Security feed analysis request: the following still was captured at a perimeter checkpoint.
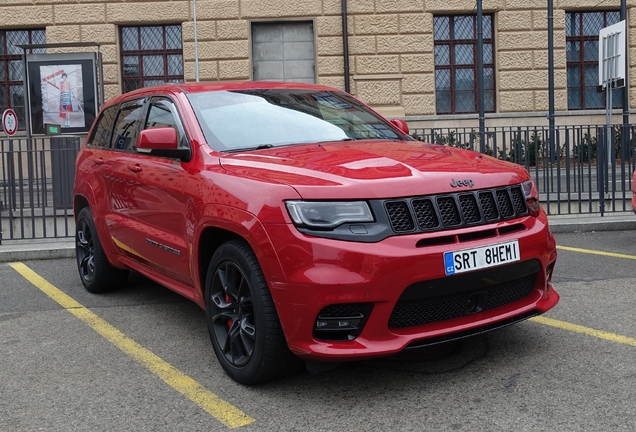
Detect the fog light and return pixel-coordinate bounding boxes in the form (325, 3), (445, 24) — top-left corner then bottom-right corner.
(313, 303), (373, 341)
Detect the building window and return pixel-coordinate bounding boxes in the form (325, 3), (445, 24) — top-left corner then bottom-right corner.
(120, 25), (184, 93)
(251, 22), (316, 83)
(433, 15), (495, 114)
(566, 11), (622, 109)
(0, 29), (46, 128)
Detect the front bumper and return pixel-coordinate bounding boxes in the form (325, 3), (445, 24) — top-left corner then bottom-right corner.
(263, 213), (559, 361)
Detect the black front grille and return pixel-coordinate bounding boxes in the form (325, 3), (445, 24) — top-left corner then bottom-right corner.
(459, 194), (480, 224)
(384, 185), (528, 234)
(510, 187), (526, 215)
(388, 269), (537, 329)
(479, 191), (499, 221)
(385, 201), (415, 232)
(412, 199), (439, 229)
(437, 196), (461, 226)
(496, 189), (514, 218)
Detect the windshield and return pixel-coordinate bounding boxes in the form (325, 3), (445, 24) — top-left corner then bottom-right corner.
(187, 89), (403, 151)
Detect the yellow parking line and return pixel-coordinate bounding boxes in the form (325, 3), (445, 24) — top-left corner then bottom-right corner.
(9, 262), (255, 429)
(530, 316), (636, 347)
(557, 245), (636, 260)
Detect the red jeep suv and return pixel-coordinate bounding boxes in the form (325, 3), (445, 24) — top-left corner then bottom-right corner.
(73, 82), (559, 384)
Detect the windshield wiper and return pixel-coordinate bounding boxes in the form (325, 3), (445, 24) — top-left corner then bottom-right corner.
(225, 144), (275, 153)
(315, 137), (357, 144)
(226, 139), (356, 153)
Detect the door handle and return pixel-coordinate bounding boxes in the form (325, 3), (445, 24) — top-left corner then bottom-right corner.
(94, 157), (104, 165)
(128, 164), (142, 173)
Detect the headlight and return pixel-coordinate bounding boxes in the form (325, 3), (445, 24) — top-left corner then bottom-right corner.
(521, 179), (538, 201)
(285, 201), (374, 229)
(521, 179), (540, 216)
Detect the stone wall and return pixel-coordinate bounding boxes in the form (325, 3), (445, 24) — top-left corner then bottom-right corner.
(1, 0), (635, 126)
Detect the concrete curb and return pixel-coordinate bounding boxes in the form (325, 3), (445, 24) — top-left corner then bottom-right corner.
(0, 241), (75, 263)
(1, 213), (634, 262)
(547, 213), (636, 233)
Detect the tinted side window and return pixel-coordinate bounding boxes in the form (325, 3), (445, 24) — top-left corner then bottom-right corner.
(89, 105), (118, 148)
(110, 99), (145, 152)
(145, 97), (188, 148)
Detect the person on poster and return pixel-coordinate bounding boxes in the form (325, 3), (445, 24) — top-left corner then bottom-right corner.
(59, 73), (73, 127)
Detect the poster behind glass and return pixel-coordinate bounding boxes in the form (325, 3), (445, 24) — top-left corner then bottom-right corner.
(40, 64), (85, 129)
(26, 53), (97, 135)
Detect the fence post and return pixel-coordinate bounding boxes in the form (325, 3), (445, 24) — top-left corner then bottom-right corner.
(597, 126), (606, 216)
(7, 138), (16, 211)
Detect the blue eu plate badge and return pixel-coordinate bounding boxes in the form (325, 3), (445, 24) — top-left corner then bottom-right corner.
(444, 252), (456, 275)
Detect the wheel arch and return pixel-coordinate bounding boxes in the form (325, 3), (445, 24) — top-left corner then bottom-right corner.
(193, 217), (287, 309)
(74, 194), (90, 220)
(197, 226), (243, 302)
(72, 186), (123, 268)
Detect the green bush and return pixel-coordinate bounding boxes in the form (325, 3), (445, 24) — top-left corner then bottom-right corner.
(499, 133), (547, 167)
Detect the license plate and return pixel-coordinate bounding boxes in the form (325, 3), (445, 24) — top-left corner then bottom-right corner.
(444, 240), (520, 276)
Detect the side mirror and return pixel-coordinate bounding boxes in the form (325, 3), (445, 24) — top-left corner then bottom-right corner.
(390, 118), (410, 136)
(137, 127), (191, 162)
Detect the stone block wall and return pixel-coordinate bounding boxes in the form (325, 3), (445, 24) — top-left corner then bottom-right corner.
(0, 0), (634, 125)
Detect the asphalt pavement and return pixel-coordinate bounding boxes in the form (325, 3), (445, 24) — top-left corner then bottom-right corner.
(2, 231), (636, 431)
(1, 212), (635, 263)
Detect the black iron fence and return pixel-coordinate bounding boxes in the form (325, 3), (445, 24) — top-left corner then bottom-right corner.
(411, 124), (635, 216)
(1, 125), (635, 242)
(1, 136), (80, 243)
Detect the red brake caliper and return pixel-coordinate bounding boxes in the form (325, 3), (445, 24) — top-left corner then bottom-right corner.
(225, 293), (233, 328)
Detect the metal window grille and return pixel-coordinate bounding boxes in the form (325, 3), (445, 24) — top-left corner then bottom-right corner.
(119, 25), (184, 93)
(0, 29), (46, 129)
(566, 11), (622, 110)
(433, 15), (495, 114)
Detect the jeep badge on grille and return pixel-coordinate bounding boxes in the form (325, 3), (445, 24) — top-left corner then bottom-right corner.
(450, 178), (475, 188)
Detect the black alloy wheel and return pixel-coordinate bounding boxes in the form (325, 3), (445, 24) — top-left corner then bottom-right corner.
(208, 260), (256, 367)
(205, 240), (301, 385)
(75, 207), (128, 293)
(76, 216), (96, 284)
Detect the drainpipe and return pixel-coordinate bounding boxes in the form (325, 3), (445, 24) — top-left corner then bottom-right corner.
(477, 0), (485, 153)
(193, 0), (200, 82)
(341, 0), (351, 93)
(548, 0), (556, 164)
(621, 0), (628, 160)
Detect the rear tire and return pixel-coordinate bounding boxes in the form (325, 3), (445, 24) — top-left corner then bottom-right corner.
(205, 239), (301, 385)
(75, 207), (128, 293)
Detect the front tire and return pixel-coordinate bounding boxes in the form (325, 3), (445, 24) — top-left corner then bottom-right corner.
(75, 207), (128, 293)
(205, 240), (300, 384)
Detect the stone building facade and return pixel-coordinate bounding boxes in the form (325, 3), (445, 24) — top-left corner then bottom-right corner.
(1, 0), (635, 131)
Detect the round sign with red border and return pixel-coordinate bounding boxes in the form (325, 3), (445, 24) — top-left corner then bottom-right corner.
(2, 109), (18, 136)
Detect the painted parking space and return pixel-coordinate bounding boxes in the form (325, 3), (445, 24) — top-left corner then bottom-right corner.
(6, 262), (254, 430)
(543, 233), (636, 348)
(557, 245), (636, 261)
(531, 316), (636, 347)
(524, 243), (636, 347)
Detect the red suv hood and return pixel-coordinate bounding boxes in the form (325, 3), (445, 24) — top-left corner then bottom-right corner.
(219, 141), (529, 199)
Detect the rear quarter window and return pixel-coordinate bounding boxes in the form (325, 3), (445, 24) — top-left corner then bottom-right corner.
(88, 105), (118, 148)
(110, 99), (146, 152)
